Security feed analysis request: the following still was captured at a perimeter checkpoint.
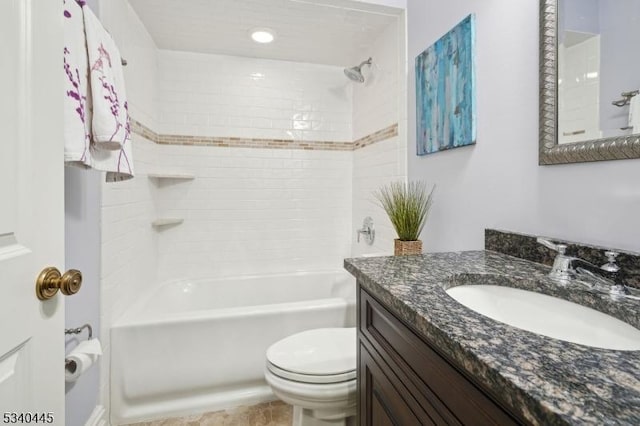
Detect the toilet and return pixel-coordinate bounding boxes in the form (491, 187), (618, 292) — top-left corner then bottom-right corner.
(264, 328), (357, 426)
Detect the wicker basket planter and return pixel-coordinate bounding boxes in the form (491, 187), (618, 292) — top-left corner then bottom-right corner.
(394, 239), (423, 256)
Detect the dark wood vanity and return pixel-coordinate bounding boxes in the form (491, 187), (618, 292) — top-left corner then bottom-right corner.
(358, 285), (526, 425)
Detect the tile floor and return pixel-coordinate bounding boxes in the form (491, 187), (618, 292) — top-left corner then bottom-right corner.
(125, 400), (292, 426)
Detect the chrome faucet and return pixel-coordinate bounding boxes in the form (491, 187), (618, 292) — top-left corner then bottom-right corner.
(536, 238), (577, 281)
(536, 238), (635, 300)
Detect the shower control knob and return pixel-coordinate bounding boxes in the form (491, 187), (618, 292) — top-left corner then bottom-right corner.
(36, 267), (83, 300)
(357, 217), (375, 246)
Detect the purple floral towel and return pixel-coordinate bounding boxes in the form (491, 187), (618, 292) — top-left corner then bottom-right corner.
(63, 0), (134, 182)
(63, 0), (91, 167)
(83, 6), (129, 151)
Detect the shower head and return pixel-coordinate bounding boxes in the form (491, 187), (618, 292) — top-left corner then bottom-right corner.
(344, 57), (372, 83)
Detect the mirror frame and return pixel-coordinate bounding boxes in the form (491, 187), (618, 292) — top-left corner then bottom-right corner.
(539, 0), (640, 165)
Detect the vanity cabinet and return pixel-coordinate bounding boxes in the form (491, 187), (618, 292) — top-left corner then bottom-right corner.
(358, 286), (526, 425)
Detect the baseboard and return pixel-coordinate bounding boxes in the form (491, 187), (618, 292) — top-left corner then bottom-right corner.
(85, 405), (107, 426)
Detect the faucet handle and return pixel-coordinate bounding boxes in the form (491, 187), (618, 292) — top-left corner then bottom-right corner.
(601, 251), (620, 273)
(537, 237), (567, 254)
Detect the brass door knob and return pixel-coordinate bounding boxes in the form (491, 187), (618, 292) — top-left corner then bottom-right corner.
(36, 267), (82, 301)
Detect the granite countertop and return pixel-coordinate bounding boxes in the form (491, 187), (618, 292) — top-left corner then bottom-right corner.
(344, 250), (640, 425)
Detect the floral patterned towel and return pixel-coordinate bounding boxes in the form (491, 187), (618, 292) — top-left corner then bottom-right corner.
(83, 5), (128, 150)
(63, 0), (134, 181)
(63, 0), (91, 167)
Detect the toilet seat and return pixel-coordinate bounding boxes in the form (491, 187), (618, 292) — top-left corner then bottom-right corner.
(265, 366), (357, 405)
(267, 361), (356, 384)
(266, 328), (356, 385)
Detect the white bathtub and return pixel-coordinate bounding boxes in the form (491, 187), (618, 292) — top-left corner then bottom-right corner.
(110, 271), (356, 424)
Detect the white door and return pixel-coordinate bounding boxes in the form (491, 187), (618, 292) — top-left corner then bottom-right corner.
(0, 0), (66, 422)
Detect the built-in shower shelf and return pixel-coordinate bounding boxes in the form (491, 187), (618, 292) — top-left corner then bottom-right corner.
(147, 172), (195, 180)
(151, 218), (184, 228)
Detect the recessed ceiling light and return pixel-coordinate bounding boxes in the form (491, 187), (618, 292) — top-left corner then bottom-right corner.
(250, 28), (276, 44)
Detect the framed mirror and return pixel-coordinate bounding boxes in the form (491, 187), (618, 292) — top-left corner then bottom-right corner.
(539, 0), (640, 164)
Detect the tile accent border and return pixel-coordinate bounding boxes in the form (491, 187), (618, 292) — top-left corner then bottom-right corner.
(353, 124), (399, 149)
(130, 120), (160, 143)
(130, 120), (398, 152)
(485, 229), (640, 289)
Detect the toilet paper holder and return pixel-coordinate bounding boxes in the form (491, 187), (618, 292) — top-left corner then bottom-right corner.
(65, 323), (93, 369)
(65, 323), (93, 340)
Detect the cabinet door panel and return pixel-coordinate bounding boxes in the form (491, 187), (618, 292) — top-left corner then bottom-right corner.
(372, 391), (397, 426)
(360, 341), (435, 426)
(359, 287), (523, 426)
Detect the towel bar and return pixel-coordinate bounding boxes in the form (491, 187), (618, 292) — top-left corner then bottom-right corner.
(612, 90), (639, 107)
(65, 323), (93, 340)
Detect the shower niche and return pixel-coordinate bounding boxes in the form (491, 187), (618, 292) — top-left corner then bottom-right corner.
(148, 170), (195, 230)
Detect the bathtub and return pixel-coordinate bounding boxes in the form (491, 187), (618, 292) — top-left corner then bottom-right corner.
(110, 271), (356, 424)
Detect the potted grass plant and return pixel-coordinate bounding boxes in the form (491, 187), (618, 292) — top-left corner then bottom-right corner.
(374, 181), (435, 256)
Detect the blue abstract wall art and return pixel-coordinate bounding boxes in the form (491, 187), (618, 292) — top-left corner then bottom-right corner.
(415, 14), (476, 155)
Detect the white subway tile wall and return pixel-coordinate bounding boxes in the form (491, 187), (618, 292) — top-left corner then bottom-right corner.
(99, 134), (159, 408)
(558, 35), (601, 143)
(98, 0), (160, 411)
(352, 20), (407, 255)
(157, 50), (353, 142)
(352, 137), (406, 256)
(352, 21), (400, 140)
(152, 50), (358, 280)
(101, 0), (160, 130)
(155, 145), (353, 281)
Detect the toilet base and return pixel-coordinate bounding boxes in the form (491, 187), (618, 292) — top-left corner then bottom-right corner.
(292, 406), (356, 426)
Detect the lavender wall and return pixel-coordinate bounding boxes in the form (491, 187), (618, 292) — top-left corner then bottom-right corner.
(598, 0), (640, 134)
(64, 3), (102, 426)
(560, 0), (600, 35)
(407, 0), (640, 254)
(64, 168), (102, 426)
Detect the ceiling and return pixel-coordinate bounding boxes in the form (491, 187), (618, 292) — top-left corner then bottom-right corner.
(128, 0), (401, 66)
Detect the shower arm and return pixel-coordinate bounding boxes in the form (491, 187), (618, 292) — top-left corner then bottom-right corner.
(359, 58), (372, 68)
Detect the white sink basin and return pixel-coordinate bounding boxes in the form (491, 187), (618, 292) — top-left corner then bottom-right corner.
(446, 285), (640, 351)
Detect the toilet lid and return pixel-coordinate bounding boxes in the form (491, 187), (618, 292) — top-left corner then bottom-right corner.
(266, 328), (356, 382)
